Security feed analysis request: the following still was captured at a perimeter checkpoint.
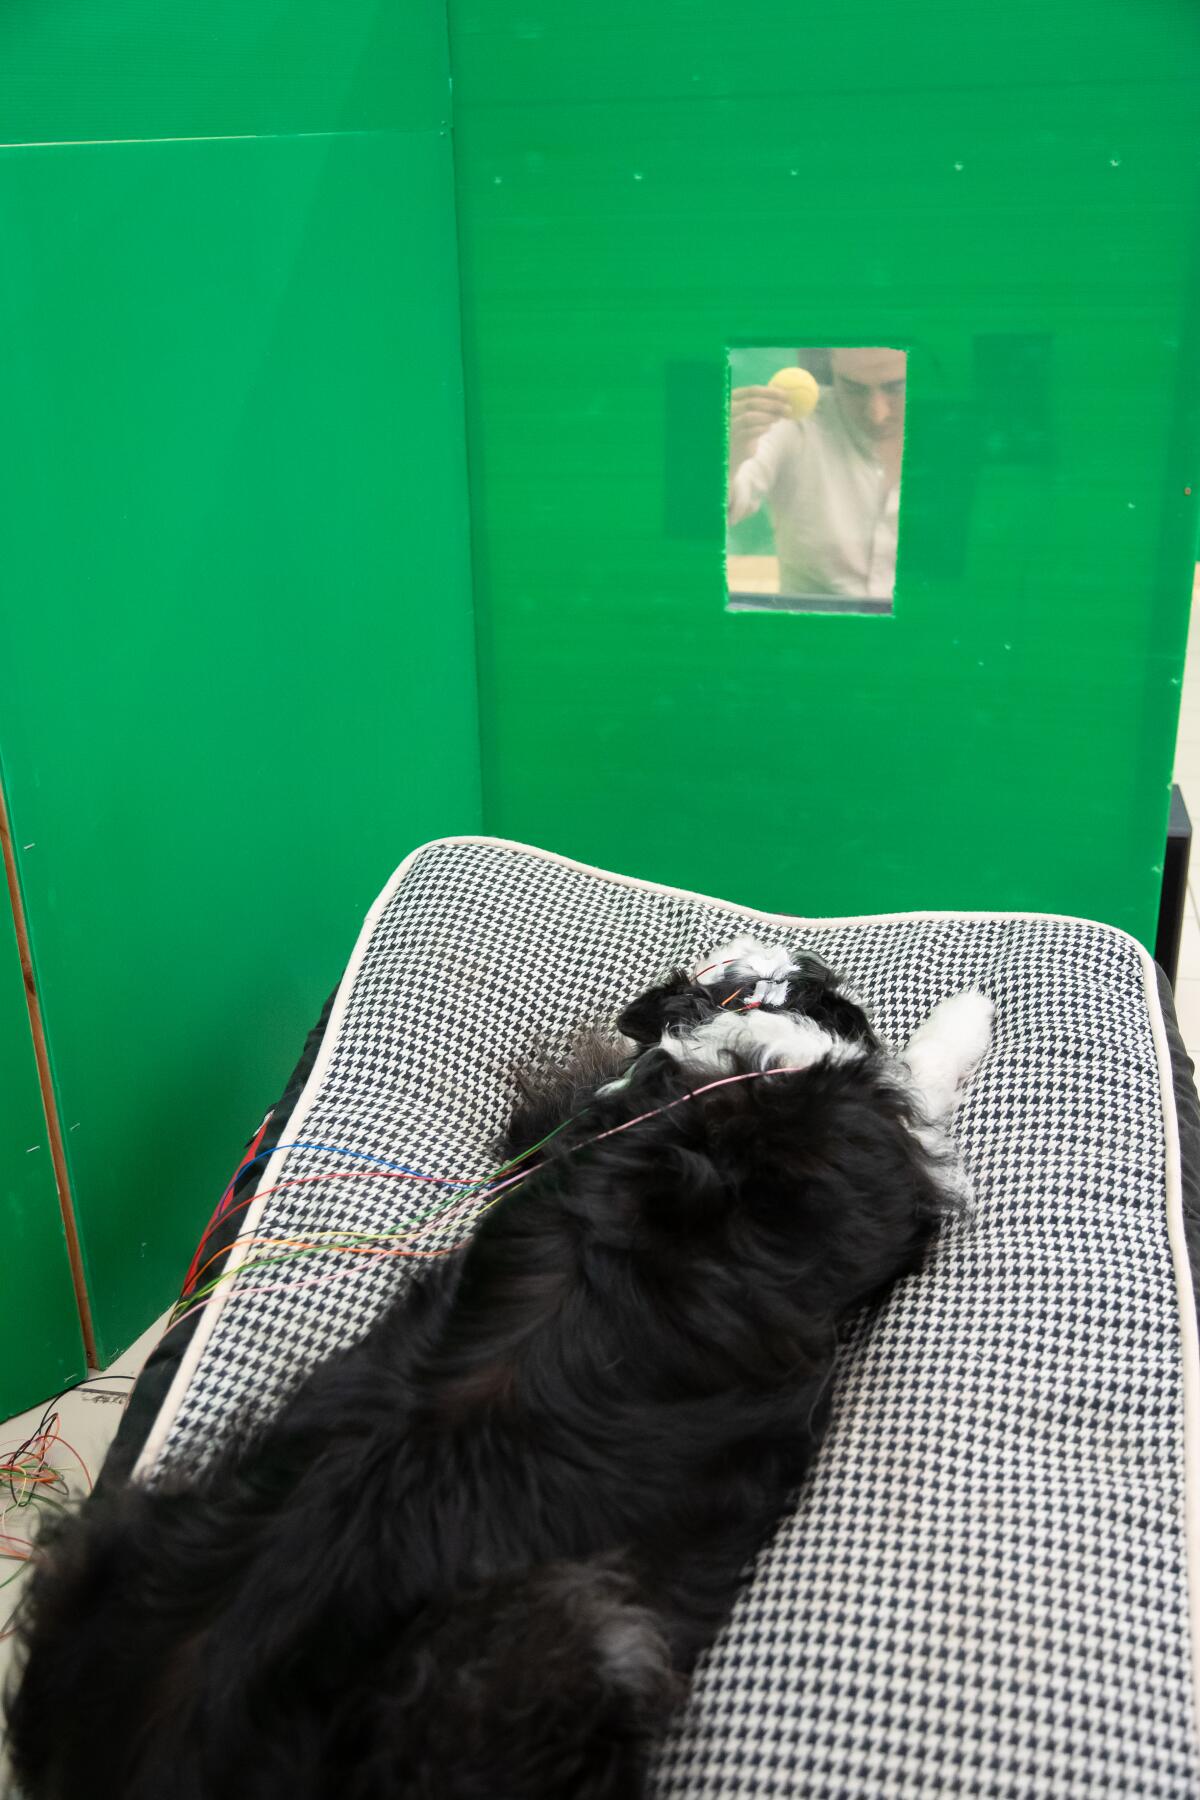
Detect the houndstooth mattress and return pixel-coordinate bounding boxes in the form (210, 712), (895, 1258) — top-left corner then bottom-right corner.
(113, 837), (1200, 1796)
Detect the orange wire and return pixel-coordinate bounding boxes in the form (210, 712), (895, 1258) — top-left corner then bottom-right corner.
(41, 1428), (91, 1494)
(185, 1228), (470, 1299)
(184, 1177), (504, 1295)
(181, 1164), (486, 1297)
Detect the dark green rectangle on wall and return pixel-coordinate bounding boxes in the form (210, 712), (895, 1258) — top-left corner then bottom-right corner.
(0, 126), (480, 1362)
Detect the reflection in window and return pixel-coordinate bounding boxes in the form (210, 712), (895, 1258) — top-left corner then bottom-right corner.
(726, 346), (907, 615)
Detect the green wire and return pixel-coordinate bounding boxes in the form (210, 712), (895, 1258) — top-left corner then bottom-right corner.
(177, 1184), (513, 1316)
(173, 1145), (550, 1317)
(173, 1109), (582, 1321)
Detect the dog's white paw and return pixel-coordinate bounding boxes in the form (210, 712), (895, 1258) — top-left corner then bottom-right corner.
(908, 989), (994, 1091)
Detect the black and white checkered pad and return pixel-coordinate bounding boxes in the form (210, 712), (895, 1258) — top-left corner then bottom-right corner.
(145, 838), (1200, 1795)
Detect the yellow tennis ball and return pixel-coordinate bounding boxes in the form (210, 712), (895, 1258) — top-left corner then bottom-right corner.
(768, 366), (820, 420)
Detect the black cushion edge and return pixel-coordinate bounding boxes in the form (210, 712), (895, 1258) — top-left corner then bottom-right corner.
(95, 987), (341, 1492)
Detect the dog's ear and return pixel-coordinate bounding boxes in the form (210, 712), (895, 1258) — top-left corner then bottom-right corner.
(783, 956), (877, 1047)
(616, 973), (702, 1045)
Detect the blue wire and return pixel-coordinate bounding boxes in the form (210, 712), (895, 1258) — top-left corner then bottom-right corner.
(214, 1139), (468, 1217)
(178, 1138), (479, 1311)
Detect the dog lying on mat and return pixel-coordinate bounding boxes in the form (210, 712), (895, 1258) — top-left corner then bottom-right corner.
(7, 938), (992, 1799)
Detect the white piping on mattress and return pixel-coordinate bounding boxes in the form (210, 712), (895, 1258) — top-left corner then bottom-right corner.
(131, 826), (1200, 1754)
(363, 835), (1169, 953)
(1136, 940), (1200, 1749)
(131, 860), (418, 1478)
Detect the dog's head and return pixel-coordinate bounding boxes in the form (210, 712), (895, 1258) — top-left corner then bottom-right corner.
(615, 936), (877, 1056)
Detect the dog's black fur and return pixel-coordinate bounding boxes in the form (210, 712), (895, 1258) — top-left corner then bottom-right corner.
(6, 953), (961, 1799)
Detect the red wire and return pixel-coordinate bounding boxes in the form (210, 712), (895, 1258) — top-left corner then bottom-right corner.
(178, 1164), (491, 1298)
(180, 1116), (272, 1292)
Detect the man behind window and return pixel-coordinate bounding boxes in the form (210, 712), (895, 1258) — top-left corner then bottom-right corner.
(728, 346), (907, 601)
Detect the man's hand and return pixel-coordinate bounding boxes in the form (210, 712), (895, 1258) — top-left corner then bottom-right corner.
(729, 385), (793, 470)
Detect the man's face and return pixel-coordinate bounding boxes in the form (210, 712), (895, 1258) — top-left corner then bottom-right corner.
(830, 347), (907, 450)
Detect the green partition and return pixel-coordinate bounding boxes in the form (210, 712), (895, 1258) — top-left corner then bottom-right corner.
(0, 791), (86, 1415)
(0, 0), (480, 1367)
(450, 0), (1200, 942)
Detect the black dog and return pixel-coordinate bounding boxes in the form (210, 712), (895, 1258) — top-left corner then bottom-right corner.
(6, 937), (992, 1799)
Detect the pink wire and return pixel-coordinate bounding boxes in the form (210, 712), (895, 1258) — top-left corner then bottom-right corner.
(182, 1163), (503, 1295)
(159, 1262), (392, 1343)
(579, 1065), (805, 1149)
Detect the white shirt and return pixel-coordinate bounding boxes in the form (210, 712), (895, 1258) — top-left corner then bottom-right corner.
(728, 394), (899, 600)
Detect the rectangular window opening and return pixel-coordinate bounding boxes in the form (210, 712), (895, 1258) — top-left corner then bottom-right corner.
(726, 345), (907, 616)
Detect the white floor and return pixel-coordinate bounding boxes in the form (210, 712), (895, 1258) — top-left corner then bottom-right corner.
(2, 586), (1200, 1766)
(0, 1310), (168, 1781)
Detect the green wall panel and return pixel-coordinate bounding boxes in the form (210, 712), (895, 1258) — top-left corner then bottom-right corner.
(0, 0), (449, 143)
(0, 125), (480, 1361)
(450, 1), (1200, 941)
(0, 794), (86, 1415)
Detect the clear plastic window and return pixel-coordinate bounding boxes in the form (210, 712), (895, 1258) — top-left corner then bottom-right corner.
(727, 346), (907, 614)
